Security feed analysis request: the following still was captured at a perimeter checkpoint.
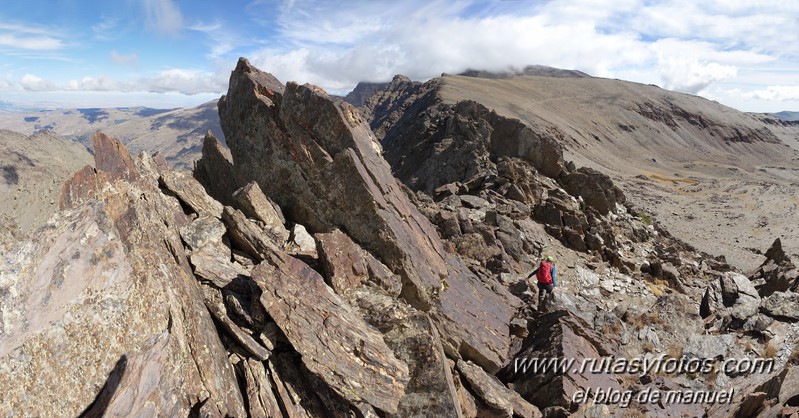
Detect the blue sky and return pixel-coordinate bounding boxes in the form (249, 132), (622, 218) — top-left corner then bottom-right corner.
(1, 0), (797, 112)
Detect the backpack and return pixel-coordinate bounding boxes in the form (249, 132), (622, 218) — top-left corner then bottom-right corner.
(536, 261), (553, 284)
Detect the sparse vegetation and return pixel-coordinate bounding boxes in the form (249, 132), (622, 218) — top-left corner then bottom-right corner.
(648, 173), (700, 185)
(637, 210), (652, 225)
(789, 346), (799, 365)
(764, 342), (779, 359)
(667, 345), (683, 360)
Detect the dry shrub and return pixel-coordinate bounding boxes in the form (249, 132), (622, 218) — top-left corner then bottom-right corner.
(764, 342), (778, 359)
(667, 345), (683, 360)
(639, 311), (663, 326)
(788, 346), (799, 365)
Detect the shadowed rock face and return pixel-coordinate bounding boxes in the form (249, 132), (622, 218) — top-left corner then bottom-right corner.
(218, 58), (516, 371)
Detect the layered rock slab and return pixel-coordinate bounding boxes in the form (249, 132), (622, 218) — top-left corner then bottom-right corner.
(316, 230), (463, 416)
(497, 310), (622, 411)
(0, 132), (244, 416)
(218, 58), (516, 371)
(251, 251), (410, 414)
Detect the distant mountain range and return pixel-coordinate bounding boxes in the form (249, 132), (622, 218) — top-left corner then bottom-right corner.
(0, 101), (223, 170)
(772, 111), (799, 121)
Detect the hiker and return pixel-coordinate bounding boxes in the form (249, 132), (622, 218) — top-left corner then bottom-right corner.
(527, 256), (556, 302)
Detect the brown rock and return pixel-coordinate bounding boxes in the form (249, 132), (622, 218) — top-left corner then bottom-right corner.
(232, 181), (289, 243)
(457, 360), (541, 418)
(219, 58), (516, 371)
(160, 169), (224, 218)
(203, 286), (270, 361)
(59, 165), (99, 210)
(193, 131), (239, 207)
(179, 215), (226, 252)
(231, 356), (283, 418)
(221, 206), (280, 261)
(251, 252), (410, 413)
(0, 137), (245, 416)
(190, 241), (246, 288)
(316, 230), (402, 296)
(496, 311), (621, 411)
(92, 131), (138, 183)
(351, 287), (462, 417)
(453, 366), (479, 418)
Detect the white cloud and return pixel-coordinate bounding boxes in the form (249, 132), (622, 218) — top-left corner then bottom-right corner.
(92, 16), (120, 41)
(657, 56), (738, 94)
(65, 76), (121, 92)
(237, 0), (799, 113)
(144, 68), (226, 94)
(744, 86), (799, 102)
(18, 68), (226, 96)
(141, 0), (184, 35)
(188, 21), (239, 59)
(110, 50), (139, 68)
(21, 74), (56, 91)
(0, 22), (64, 50)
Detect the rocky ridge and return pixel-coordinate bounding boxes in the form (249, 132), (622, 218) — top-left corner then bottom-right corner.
(0, 59), (797, 417)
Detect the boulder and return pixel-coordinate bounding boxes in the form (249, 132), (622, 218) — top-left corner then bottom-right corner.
(219, 59), (516, 371)
(701, 272), (761, 322)
(232, 181), (289, 244)
(251, 252), (410, 414)
(496, 311), (622, 411)
(159, 169), (224, 218)
(189, 241), (247, 288)
(193, 132), (239, 207)
(460, 194), (489, 209)
(682, 334), (736, 360)
(760, 291), (799, 320)
(457, 360), (541, 418)
(221, 206), (280, 261)
(287, 223), (317, 257)
(559, 167), (625, 215)
(179, 215), (226, 252)
(749, 238), (799, 297)
(351, 287), (463, 417)
(315, 230), (402, 297)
